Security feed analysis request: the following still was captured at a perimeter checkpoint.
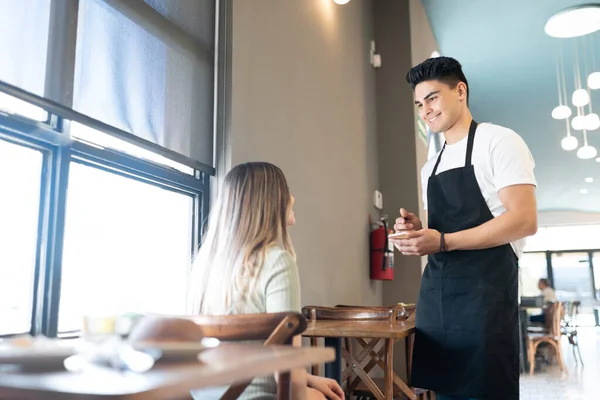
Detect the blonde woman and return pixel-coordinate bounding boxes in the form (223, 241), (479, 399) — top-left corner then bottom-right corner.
(189, 162), (344, 400)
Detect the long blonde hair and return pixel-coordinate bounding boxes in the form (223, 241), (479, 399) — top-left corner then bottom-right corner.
(188, 162), (295, 315)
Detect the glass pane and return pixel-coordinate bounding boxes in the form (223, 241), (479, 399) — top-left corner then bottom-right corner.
(518, 252), (548, 298)
(70, 122), (193, 175)
(0, 0), (51, 95)
(0, 93), (48, 122)
(0, 138), (43, 335)
(551, 252), (596, 326)
(58, 162), (193, 333)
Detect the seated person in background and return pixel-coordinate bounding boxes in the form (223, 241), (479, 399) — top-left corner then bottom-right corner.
(190, 162), (343, 400)
(538, 278), (557, 303)
(529, 278), (557, 324)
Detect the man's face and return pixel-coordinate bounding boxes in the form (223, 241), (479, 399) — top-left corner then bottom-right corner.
(414, 79), (467, 134)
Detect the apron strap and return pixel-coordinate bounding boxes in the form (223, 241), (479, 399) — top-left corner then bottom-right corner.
(430, 119), (478, 177)
(431, 143), (446, 176)
(465, 119), (478, 166)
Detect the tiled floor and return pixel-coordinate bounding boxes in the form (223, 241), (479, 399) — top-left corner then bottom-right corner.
(520, 326), (600, 399)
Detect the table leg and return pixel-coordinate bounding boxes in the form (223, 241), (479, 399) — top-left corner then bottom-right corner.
(324, 337), (342, 385)
(406, 332), (414, 383)
(384, 338), (394, 400)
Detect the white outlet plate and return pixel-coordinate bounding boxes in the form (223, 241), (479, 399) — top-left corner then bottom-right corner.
(373, 190), (383, 210)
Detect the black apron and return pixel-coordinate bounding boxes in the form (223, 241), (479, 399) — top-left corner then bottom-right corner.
(410, 120), (519, 399)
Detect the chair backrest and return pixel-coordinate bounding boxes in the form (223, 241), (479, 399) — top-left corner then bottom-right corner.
(190, 312), (307, 400)
(129, 312), (306, 400)
(302, 304), (414, 322)
(544, 302), (565, 338)
(335, 304), (416, 320)
(189, 312), (307, 344)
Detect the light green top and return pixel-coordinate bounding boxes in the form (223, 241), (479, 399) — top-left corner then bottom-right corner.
(192, 246), (302, 400)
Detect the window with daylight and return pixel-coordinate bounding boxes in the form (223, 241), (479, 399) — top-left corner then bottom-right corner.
(0, 0), (225, 337)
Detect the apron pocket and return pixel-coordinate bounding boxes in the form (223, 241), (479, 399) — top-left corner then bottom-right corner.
(442, 277), (486, 332)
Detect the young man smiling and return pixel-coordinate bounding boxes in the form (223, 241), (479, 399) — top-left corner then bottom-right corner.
(390, 57), (538, 400)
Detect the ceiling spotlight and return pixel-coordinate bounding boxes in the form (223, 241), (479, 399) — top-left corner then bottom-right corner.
(585, 177), (594, 183)
(545, 4), (600, 38)
(581, 188), (589, 194)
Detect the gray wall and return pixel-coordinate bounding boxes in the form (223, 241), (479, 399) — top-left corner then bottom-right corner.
(374, 0), (424, 379)
(229, 0), (383, 308)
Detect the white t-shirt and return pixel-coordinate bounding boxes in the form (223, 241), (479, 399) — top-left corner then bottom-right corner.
(421, 123), (537, 258)
(542, 287), (557, 303)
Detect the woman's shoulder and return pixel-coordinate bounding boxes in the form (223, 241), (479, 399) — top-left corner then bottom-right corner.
(263, 245), (297, 270)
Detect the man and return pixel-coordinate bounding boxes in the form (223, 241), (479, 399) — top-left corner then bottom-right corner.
(530, 278), (558, 324)
(390, 57), (537, 400)
(538, 278), (557, 303)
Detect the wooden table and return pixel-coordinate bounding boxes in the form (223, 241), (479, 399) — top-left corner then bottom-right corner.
(0, 344), (334, 399)
(303, 319), (416, 400)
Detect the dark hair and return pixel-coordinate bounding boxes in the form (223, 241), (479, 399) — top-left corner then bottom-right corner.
(538, 278), (550, 287)
(405, 56), (470, 105)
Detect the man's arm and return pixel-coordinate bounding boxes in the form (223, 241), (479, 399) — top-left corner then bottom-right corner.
(392, 185), (536, 256)
(445, 183), (537, 251)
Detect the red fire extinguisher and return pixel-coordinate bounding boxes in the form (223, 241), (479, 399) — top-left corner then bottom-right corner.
(370, 215), (394, 280)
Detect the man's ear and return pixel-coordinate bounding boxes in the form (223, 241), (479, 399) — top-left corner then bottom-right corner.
(456, 82), (467, 101)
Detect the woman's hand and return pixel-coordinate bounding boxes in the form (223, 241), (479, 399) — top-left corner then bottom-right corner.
(307, 375), (345, 400)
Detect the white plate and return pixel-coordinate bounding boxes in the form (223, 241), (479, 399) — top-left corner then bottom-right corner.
(0, 346), (77, 370)
(132, 337), (220, 362)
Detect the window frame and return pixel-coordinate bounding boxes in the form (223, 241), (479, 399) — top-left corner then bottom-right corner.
(0, 111), (208, 338)
(0, 0), (231, 337)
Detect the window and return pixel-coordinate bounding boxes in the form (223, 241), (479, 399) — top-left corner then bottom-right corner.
(551, 252), (595, 314)
(58, 163), (193, 333)
(0, 138), (43, 335)
(518, 252), (548, 298)
(524, 225), (600, 251)
(0, 0), (220, 339)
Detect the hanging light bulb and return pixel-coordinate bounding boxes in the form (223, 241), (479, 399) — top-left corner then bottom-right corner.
(586, 113), (600, 130)
(561, 135), (579, 150)
(589, 72), (600, 89)
(577, 145), (597, 159)
(577, 129), (597, 159)
(552, 105), (572, 119)
(573, 89), (591, 107)
(572, 115), (587, 130)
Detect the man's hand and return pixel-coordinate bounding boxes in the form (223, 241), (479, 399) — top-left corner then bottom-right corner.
(391, 229), (441, 256)
(394, 208), (423, 232)
(307, 375), (345, 400)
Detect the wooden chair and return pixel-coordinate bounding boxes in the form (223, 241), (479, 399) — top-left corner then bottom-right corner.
(305, 304), (413, 322)
(562, 300), (583, 365)
(129, 312), (307, 400)
(526, 302), (566, 375)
